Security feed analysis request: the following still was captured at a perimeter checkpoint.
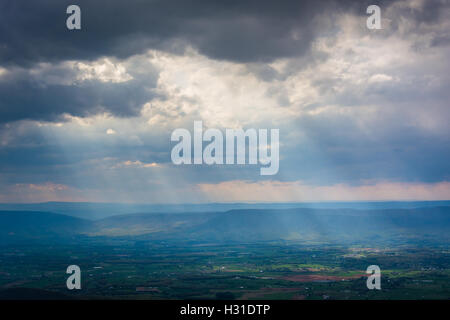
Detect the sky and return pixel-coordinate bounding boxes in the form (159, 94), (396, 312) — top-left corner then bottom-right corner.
(0, 0), (449, 203)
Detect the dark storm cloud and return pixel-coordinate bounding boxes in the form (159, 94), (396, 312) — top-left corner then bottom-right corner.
(381, 0), (450, 43)
(395, 0), (448, 25)
(0, 0), (408, 124)
(0, 66), (160, 123)
(0, 0), (394, 67)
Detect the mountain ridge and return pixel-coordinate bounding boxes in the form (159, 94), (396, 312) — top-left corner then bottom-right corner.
(1, 206), (449, 244)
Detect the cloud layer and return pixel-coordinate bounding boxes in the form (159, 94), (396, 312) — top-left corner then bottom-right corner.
(0, 0), (449, 202)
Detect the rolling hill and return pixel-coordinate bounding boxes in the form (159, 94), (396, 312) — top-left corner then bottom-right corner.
(0, 206), (449, 244)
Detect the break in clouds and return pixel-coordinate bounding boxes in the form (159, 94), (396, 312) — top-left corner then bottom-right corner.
(0, 0), (449, 203)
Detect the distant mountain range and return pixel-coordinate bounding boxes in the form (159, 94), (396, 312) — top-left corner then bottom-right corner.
(1, 205), (449, 244)
(0, 201), (449, 220)
(0, 211), (89, 243)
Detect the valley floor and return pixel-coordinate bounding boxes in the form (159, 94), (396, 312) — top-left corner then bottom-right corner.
(0, 240), (449, 300)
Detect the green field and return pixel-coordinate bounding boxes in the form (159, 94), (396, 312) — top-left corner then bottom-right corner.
(0, 239), (448, 300)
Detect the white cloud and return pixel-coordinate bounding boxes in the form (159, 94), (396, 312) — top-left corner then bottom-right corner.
(368, 74), (394, 83)
(72, 58), (133, 83)
(117, 160), (161, 168)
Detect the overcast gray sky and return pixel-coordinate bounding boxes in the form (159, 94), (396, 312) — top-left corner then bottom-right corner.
(0, 0), (449, 203)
